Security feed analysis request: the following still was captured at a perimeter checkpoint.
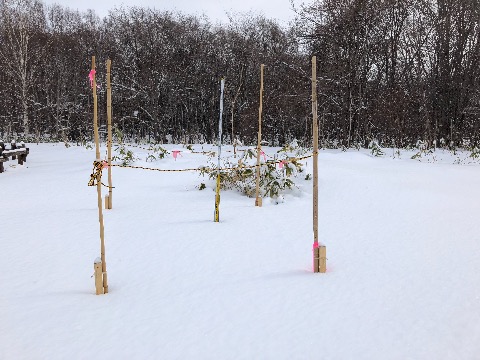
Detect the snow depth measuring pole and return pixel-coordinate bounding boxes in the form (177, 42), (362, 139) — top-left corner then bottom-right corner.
(214, 78), (225, 222)
(312, 56), (326, 273)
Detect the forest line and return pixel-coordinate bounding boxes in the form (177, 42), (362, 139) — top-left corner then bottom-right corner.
(1, 0), (479, 149)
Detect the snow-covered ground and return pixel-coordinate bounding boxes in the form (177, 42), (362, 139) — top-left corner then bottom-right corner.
(1, 143), (480, 359)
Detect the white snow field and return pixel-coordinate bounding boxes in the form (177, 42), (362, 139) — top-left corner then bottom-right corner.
(1, 143), (480, 359)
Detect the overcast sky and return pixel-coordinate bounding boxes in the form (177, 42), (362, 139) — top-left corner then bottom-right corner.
(42, 0), (299, 25)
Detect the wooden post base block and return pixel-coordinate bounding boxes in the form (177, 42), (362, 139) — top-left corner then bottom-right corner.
(313, 247), (320, 273)
(94, 259), (104, 295)
(319, 246), (327, 273)
(103, 271), (109, 294)
(104, 195), (112, 209)
(255, 197), (262, 207)
(313, 245), (327, 273)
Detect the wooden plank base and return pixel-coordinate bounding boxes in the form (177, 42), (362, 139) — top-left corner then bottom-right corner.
(94, 259), (104, 295)
(313, 247), (320, 273)
(313, 246), (327, 273)
(104, 194), (112, 209)
(103, 271), (109, 294)
(319, 246), (327, 273)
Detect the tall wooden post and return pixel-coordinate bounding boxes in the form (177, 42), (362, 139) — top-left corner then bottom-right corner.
(92, 56), (109, 293)
(214, 78), (225, 222)
(312, 56), (326, 273)
(105, 59), (113, 210)
(255, 64), (264, 207)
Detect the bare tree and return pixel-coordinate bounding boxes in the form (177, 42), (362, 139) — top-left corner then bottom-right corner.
(0, 0), (46, 136)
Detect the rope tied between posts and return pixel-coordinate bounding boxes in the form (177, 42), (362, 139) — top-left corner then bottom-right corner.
(88, 160), (115, 188)
(109, 154), (313, 173)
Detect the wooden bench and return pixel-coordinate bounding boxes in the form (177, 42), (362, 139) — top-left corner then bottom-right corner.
(0, 141), (30, 173)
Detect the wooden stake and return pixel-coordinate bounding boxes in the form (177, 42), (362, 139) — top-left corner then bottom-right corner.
(92, 56), (100, 160)
(106, 59), (113, 210)
(319, 245), (327, 273)
(92, 56), (108, 293)
(313, 247), (320, 273)
(94, 259), (103, 295)
(312, 56), (325, 273)
(103, 271), (109, 294)
(214, 173), (221, 222)
(312, 56), (318, 248)
(255, 64), (264, 207)
(214, 78), (225, 222)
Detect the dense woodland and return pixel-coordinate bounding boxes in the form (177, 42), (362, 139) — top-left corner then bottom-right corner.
(1, 0), (480, 148)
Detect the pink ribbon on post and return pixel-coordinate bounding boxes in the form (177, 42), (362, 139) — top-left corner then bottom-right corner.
(102, 160), (109, 169)
(279, 160), (287, 169)
(172, 150), (181, 160)
(88, 69), (96, 88)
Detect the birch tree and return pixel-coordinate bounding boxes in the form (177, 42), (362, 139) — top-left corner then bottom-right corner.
(0, 0), (46, 136)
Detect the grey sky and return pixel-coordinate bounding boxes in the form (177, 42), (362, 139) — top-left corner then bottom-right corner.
(42, 0), (299, 25)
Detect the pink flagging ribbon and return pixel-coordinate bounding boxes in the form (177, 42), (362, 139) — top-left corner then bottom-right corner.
(172, 150), (181, 160)
(279, 160), (287, 169)
(102, 160), (109, 169)
(88, 69), (96, 88)
(261, 151), (266, 162)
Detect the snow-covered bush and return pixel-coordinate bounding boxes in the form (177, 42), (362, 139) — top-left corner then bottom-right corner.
(411, 139), (432, 159)
(278, 139), (308, 156)
(199, 145), (304, 200)
(368, 139), (384, 157)
(112, 127), (138, 165)
(113, 145), (137, 166)
(469, 146), (480, 159)
(146, 144), (168, 162)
